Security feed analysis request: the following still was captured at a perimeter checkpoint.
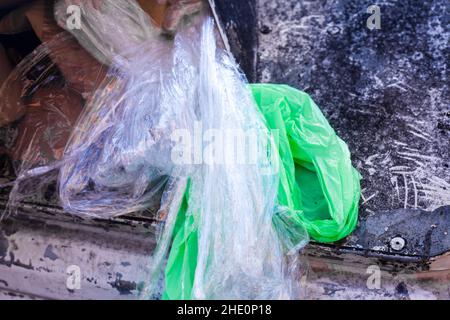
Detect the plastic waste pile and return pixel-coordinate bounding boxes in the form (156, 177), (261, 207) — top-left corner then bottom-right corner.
(0, 0), (360, 299)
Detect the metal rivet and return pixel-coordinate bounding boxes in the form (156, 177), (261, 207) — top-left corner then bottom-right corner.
(390, 237), (405, 251)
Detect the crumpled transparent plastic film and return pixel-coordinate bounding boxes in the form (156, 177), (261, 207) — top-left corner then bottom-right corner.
(144, 19), (308, 300)
(1, 0), (309, 299)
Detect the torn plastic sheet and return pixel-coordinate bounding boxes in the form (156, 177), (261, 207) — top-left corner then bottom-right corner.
(0, 0), (360, 300)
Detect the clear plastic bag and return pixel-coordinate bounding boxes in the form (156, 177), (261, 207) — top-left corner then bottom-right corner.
(145, 19), (308, 300)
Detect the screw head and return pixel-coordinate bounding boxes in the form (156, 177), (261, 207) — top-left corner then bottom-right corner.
(390, 237), (406, 251)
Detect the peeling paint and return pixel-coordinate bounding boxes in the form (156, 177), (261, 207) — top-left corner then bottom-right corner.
(43, 245), (59, 261)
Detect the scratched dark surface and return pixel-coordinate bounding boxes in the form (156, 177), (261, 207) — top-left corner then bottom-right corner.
(257, 0), (449, 254)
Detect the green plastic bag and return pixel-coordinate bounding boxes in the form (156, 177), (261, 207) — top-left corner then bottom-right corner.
(162, 84), (361, 300)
